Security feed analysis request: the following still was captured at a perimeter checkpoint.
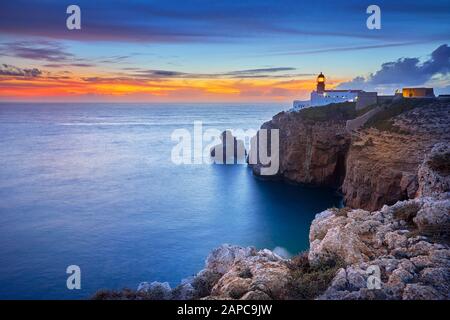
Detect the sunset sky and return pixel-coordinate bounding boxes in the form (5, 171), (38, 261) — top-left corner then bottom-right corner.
(1, 0), (449, 102)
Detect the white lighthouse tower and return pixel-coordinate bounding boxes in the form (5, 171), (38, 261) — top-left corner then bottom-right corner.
(293, 72), (363, 110)
(310, 72), (361, 107)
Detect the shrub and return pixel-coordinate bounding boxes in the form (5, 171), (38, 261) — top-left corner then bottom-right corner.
(364, 98), (435, 132)
(238, 267), (253, 279)
(427, 151), (450, 175)
(286, 252), (345, 300)
(299, 102), (357, 121)
(91, 288), (150, 300)
(191, 270), (222, 299)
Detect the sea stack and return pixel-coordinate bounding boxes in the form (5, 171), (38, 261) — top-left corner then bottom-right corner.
(210, 130), (247, 164)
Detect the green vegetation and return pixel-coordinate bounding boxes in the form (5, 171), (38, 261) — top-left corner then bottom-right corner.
(286, 252), (345, 300)
(364, 98), (436, 132)
(355, 103), (378, 117)
(190, 270), (221, 298)
(92, 288), (152, 300)
(298, 102), (358, 121)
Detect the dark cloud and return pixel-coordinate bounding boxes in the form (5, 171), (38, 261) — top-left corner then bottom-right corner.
(2, 0), (449, 43)
(98, 55), (132, 64)
(0, 63), (42, 77)
(226, 67), (295, 75)
(43, 63), (95, 68)
(0, 41), (73, 62)
(0, 41), (141, 67)
(338, 44), (450, 90)
(269, 41), (433, 56)
(129, 67), (309, 79)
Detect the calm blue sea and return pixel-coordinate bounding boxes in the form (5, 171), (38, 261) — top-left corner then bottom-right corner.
(0, 103), (342, 299)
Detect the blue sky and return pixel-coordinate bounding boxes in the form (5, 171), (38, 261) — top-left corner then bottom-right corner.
(1, 0), (449, 101)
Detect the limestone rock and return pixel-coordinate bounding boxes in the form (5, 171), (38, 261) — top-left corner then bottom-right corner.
(250, 109), (350, 186)
(137, 281), (172, 300)
(342, 102), (449, 210)
(205, 244), (257, 275)
(311, 194), (450, 300)
(416, 143), (450, 198)
(210, 130), (247, 164)
(206, 246), (290, 300)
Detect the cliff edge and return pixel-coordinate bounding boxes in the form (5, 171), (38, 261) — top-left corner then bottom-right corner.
(252, 99), (450, 211)
(93, 100), (449, 301)
(117, 144), (448, 301)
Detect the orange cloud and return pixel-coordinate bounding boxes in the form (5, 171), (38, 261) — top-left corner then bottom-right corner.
(0, 71), (350, 102)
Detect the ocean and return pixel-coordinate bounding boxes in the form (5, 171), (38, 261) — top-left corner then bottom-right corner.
(0, 103), (342, 299)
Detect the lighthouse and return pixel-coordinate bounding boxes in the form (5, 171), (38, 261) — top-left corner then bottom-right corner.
(310, 72), (361, 107)
(316, 72), (325, 93)
(292, 72), (365, 110)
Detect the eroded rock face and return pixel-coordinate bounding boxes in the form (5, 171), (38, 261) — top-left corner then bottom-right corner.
(252, 101), (450, 211)
(341, 131), (419, 211)
(250, 110), (350, 187)
(416, 143), (450, 199)
(309, 196), (450, 300)
(342, 103), (449, 210)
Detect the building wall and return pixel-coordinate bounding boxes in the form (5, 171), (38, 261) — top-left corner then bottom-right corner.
(292, 100), (309, 110)
(310, 91), (358, 106)
(402, 88), (435, 98)
(356, 92), (378, 110)
(377, 95), (396, 104)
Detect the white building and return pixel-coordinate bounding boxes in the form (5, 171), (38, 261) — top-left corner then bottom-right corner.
(293, 73), (362, 110)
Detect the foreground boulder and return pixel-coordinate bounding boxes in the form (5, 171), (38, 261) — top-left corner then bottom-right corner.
(309, 146), (450, 300)
(309, 197), (450, 300)
(205, 245), (290, 300)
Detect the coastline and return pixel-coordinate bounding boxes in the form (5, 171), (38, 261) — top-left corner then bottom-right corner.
(95, 99), (450, 300)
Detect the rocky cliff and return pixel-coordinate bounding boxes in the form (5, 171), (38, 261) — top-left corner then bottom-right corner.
(309, 143), (450, 299)
(94, 99), (449, 301)
(125, 144), (448, 301)
(250, 102), (353, 187)
(342, 100), (450, 210)
(252, 99), (450, 211)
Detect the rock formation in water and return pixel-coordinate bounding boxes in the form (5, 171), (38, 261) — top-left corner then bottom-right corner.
(210, 130), (247, 164)
(94, 99), (449, 301)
